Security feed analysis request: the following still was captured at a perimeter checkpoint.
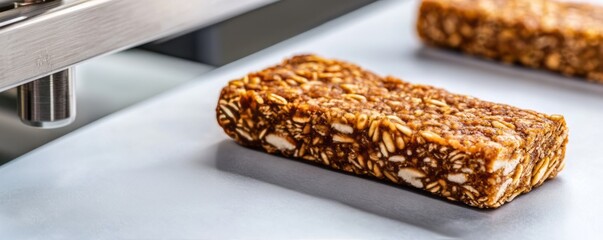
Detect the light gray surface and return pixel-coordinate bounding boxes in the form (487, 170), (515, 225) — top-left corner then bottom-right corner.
(0, 0), (600, 239)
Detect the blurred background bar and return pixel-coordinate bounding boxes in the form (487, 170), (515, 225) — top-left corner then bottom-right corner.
(0, 0), (376, 164)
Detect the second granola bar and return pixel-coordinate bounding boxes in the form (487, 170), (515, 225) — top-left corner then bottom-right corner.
(417, 0), (603, 82)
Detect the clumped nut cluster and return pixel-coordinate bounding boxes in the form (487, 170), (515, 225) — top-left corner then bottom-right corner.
(417, 0), (603, 83)
(216, 54), (568, 208)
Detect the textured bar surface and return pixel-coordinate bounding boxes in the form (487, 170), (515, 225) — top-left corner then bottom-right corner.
(216, 54), (568, 208)
(417, 0), (603, 82)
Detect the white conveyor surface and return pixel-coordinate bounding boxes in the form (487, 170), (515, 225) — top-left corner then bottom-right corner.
(0, 1), (601, 239)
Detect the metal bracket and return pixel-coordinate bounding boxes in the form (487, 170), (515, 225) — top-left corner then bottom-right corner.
(0, 0), (273, 128)
(2, 0), (74, 128)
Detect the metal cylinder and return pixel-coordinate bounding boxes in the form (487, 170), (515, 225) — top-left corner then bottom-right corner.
(17, 68), (75, 128)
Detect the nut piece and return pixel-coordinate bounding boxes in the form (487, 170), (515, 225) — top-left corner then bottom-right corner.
(333, 134), (355, 143)
(447, 173), (467, 184)
(265, 134), (296, 151)
(389, 155), (406, 162)
(332, 123), (354, 134)
(398, 168), (426, 188)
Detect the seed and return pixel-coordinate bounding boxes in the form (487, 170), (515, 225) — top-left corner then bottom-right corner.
(420, 131), (444, 143)
(379, 142), (389, 157)
(298, 144), (306, 157)
(386, 115), (403, 123)
(384, 171), (398, 183)
(219, 105), (235, 120)
(438, 179), (447, 188)
(491, 120), (514, 130)
(236, 128), (253, 141)
(427, 99), (448, 107)
(265, 134), (296, 151)
(291, 75), (308, 84)
(449, 152), (466, 162)
(531, 157), (550, 186)
(259, 128), (268, 139)
(340, 84), (356, 93)
(344, 113), (356, 122)
(463, 185), (479, 194)
(379, 118), (390, 130)
(303, 124), (311, 134)
(429, 185), (441, 193)
(356, 114), (368, 130)
(373, 165), (383, 178)
(372, 127), (380, 142)
(544, 159), (558, 179)
(330, 77), (343, 83)
(388, 155), (406, 162)
(332, 123), (354, 134)
(230, 80), (244, 87)
(333, 135), (355, 143)
(382, 132), (396, 153)
(368, 119), (380, 137)
(217, 115), (230, 125)
(327, 65), (341, 72)
(351, 158), (362, 169)
(293, 115), (310, 123)
(267, 93), (288, 105)
(512, 164), (524, 185)
(426, 181), (438, 189)
(227, 102), (240, 111)
(321, 152), (330, 165)
(250, 77), (261, 84)
(367, 160), (373, 170)
(244, 118), (254, 128)
(395, 123), (412, 136)
(491, 120), (507, 129)
(250, 91), (264, 104)
(344, 94), (367, 102)
(463, 190), (475, 200)
(395, 136), (405, 150)
(358, 155), (366, 168)
(286, 79), (297, 86)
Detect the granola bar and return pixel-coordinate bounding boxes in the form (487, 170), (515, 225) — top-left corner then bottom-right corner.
(216, 54), (568, 208)
(417, 0), (603, 82)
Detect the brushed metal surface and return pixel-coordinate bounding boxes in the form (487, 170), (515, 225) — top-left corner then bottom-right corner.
(0, 0), (275, 92)
(17, 68), (75, 128)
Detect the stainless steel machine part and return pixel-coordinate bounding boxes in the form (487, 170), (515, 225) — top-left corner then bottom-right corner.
(17, 68), (75, 128)
(7, 0), (76, 128)
(0, 0), (273, 128)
